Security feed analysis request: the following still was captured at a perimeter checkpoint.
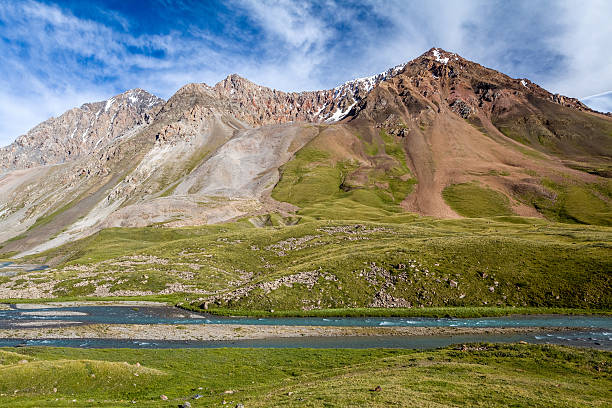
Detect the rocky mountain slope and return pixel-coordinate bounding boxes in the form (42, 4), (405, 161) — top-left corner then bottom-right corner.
(0, 48), (610, 259)
(0, 89), (164, 172)
(212, 62), (406, 125)
(335, 48), (612, 219)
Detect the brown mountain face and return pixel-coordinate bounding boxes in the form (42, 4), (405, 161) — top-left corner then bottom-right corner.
(0, 89), (164, 172)
(330, 48), (612, 219)
(351, 49), (611, 164)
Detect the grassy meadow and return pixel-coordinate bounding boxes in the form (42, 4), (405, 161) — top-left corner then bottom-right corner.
(1, 215), (606, 314)
(0, 345), (609, 407)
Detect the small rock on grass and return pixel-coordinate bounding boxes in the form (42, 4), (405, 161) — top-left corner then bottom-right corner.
(179, 402), (192, 408)
(160, 395), (168, 400)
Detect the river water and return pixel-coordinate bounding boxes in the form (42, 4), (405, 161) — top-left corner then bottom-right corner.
(0, 304), (610, 350)
(1, 305), (611, 329)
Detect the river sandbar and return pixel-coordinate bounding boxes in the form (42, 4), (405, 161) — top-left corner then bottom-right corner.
(20, 310), (89, 316)
(0, 323), (580, 341)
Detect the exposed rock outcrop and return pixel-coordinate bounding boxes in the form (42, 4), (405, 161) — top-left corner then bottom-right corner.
(212, 64), (407, 126)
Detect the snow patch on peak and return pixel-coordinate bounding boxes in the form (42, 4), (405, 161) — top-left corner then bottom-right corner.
(520, 79), (528, 87)
(432, 49), (449, 65)
(128, 93), (139, 105)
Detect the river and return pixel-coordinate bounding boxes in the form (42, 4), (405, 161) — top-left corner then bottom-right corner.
(0, 303), (610, 350)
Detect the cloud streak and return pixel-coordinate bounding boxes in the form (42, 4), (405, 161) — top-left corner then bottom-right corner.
(0, 0), (610, 146)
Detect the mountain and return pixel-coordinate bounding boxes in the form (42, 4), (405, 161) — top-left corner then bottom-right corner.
(0, 48), (610, 259)
(0, 89), (164, 172)
(335, 48), (612, 218)
(212, 63), (406, 125)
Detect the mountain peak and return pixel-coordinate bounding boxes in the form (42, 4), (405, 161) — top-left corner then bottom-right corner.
(222, 73), (250, 83)
(171, 82), (214, 98)
(214, 74), (266, 96)
(415, 47), (462, 65)
(0, 89), (164, 172)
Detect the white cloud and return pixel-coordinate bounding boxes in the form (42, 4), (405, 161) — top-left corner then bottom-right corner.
(545, 0), (612, 99)
(229, 0), (336, 90)
(581, 91), (612, 113)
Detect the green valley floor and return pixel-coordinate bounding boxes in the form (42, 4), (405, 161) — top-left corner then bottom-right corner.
(0, 344), (609, 407)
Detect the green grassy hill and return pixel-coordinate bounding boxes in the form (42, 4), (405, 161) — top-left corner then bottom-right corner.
(9, 215), (610, 313)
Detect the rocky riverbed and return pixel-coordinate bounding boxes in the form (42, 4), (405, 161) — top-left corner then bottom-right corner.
(0, 323), (576, 341)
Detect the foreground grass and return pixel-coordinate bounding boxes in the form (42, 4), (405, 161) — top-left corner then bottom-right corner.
(0, 344), (609, 407)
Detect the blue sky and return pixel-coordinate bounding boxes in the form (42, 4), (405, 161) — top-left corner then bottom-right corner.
(0, 0), (611, 146)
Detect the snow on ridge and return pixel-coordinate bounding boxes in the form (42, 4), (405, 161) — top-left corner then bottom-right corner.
(119, 89), (164, 110)
(314, 103), (327, 118)
(432, 49), (449, 65)
(322, 62), (407, 121)
(104, 97), (116, 112)
(125, 90), (149, 106)
(520, 79), (528, 87)
(80, 125), (91, 142)
(325, 102), (356, 123)
(333, 62), (407, 97)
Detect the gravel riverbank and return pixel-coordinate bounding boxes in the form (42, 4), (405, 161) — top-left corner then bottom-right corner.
(0, 323), (578, 341)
